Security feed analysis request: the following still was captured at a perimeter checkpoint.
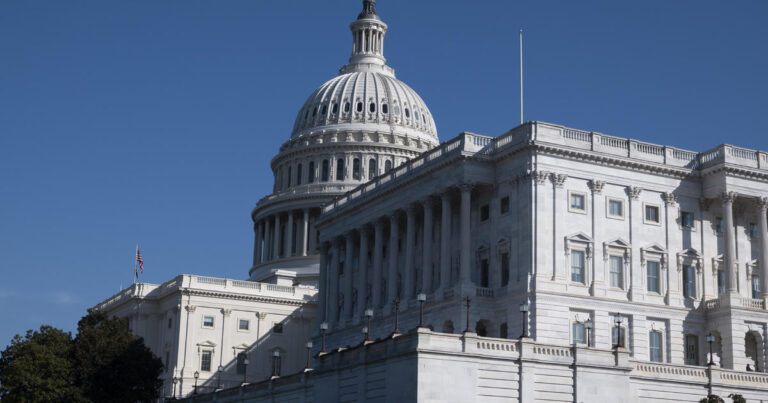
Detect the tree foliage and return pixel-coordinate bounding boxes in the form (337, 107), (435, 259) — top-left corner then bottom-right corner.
(0, 310), (163, 402)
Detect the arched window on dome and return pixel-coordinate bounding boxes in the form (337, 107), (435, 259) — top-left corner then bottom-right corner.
(321, 160), (329, 182)
(393, 105), (400, 116)
(344, 102), (350, 113)
(369, 103), (376, 113)
(304, 109), (309, 120)
(287, 166), (292, 188)
(384, 160), (392, 172)
(382, 104), (388, 114)
(336, 159), (345, 181)
(405, 108), (410, 118)
(321, 105), (327, 115)
(356, 102), (363, 113)
(312, 107), (317, 117)
(368, 158), (377, 180)
(414, 110), (420, 121)
(296, 163), (302, 185)
(422, 114), (427, 123)
(308, 161), (315, 183)
(353, 158), (361, 180)
(332, 103), (338, 114)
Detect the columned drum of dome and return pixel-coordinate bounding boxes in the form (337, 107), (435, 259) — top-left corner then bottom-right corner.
(249, 0), (439, 285)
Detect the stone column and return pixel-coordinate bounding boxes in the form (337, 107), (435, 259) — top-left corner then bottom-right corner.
(422, 198), (434, 293)
(357, 225), (370, 320)
(721, 192), (738, 293)
(263, 218), (272, 261)
(273, 213), (281, 259)
(372, 219), (384, 308)
(758, 197), (768, 299)
(588, 180), (605, 293)
(318, 242), (329, 323)
(328, 239), (340, 328)
(662, 192), (680, 306)
(286, 211), (294, 257)
(344, 232), (355, 323)
(459, 184), (473, 289)
(386, 212), (400, 312)
(253, 221), (262, 266)
(627, 186), (642, 300)
(404, 205), (416, 302)
(551, 173), (567, 281)
(301, 208), (309, 256)
(440, 191), (452, 292)
(308, 213), (317, 254)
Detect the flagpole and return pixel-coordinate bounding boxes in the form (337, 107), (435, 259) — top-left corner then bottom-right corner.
(133, 243), (138, 284)
(519, 29), (523, 125)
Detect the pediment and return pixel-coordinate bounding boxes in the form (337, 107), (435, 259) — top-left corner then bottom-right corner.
(642, 243), (667, 255)
(677, 248), (702, 259)
(197, 340), (217, 348)
(566, 232), (593, 244)
(233, 343), (250, 350)
(604, 237), (631, 249)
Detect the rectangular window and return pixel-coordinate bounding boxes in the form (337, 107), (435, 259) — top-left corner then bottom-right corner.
(572, 322), (586, 345)
(500, 322), (508, 339)
(681, 211), (694, 228)
(272, 354), (282, 376)
(273, 323), (283, 334)
(570, 192), (586, 213)
(296, 163), (303, 185)
(480, 204), (490, 221)
(500, 252), (509, 286)
(168, 318), (173, 329)
(203, 316), (214, 328)
(353, 158), (361, 180)
(571, 250), (585, 283)
(683, 265), (696, 299)
(717, 270), (726, 296)
(201, 350), (212, 371)
(649, 331), (663, 362)
(239, 319), (250, 331)
(752, 275), (761, 299)
(608, 198), (624, 218)
(308, 161), (315, 183)
(610, 255), (624, 288)
(645, 204), (660, 224)
(500, 196), (510, 214)
(480, 259), (489, 287)
(685, 335), (699, 366)
(750, 223), (759, 238)
(647, 261), (660, 293)
(612, 326), (626, 348)
(236, 352), (247, 374)
(715, 217), (723, 233)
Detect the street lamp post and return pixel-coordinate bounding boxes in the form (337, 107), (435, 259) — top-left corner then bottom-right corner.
(393, 298), (401, 334)
(272, 350), (281, 377)
(319, 321), (328, 353)
(613, 314), (623, 349)
(243, 357), (249, 385)
(364, 308), (373, 341)
(217, 366), (223, 390)
(465, 296), (472, 333)
(305, 341), (313, 370)
(519, 303), (529, 338)
(417, 292), (427, 328)
(172, 376), (178, 399)
(707, 333), (716, 366)
(585, 318), (593, 347)
(193, 371), (199, 395)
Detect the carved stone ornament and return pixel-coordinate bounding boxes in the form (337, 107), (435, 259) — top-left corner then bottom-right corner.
(185, 305), (196, 313)
(720, 191), (736, 204)
(625, 186), (642, 200)
(699, 198), (712, 212)
(756, 197), (768, 210)
(662, 192), (677, 206)
(550, 173), (568, 188)
(588, 180), (606, 194)
(221, 309), (232, 316)
(533, 170), (550, 185)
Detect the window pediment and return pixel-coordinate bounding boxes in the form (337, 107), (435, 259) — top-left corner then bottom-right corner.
(197, 340), (217, 348)
(565, 232), (593, 257)
(603, 237), (631, 260)
(677, 248), (703, 272)
(641, 243), (667, 268)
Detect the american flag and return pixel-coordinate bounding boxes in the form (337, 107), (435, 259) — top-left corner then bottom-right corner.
(136, 247), (144, 274)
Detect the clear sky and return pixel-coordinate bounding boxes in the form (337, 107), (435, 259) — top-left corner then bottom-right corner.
(1, 0), (767, 346)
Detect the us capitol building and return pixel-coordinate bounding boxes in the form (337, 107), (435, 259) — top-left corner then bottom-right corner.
(93, 1), (768, 401)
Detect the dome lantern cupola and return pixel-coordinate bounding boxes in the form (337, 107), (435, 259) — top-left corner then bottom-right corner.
(342, 0), (389, 75)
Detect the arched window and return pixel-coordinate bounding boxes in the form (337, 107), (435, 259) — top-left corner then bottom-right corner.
(321, 160), (329, 182)
(356, 102), (363, 113)
(287, 166), (292, 187)
(394, 105), (400, 115)
(414, 110), (420, 120)
(296, 163), (303, 185)
(332, 103), (338, 114)
(475, 320), (488, 337)
(312, 107), (317, 117)
(344, 102), (350, 113)
(382, 104), (388, 114)
(369, 102), (376, 113)
(308, 161), (315, 183)
(336, 158), (345, 181)
(384, 160), (392, 172)
(405, 108), (410, 118)
(352, 158), (361, 180)
(236, 352), (247, 374)
(368, 158), (377, 180)
(321, 104), (327, 115)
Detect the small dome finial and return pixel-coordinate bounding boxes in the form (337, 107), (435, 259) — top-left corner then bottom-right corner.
(357, 0), (379, 20)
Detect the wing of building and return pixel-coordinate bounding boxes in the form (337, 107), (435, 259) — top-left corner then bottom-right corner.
(93, 1), (768, 401)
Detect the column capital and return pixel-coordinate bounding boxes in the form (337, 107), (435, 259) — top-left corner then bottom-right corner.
(441, 190), (453, 201)
(588, 179), (605, 194)
(720, 191), (736, 204)
(389, 210), (401, 221)
(625, 186), (642, 200)
(699, 197), (712, 212)
(374, 217), (385, 229)
(533, 170), (550, 185)
(359, 222), (372, 233)
(549, 173), (567, 188)
(406, 204), (418, 215)
(756, 197), (768, 210)
(422, 195), (438, 207)
(221, 309), (232, 317)
(662, 192), (677, 206)
(458, 182), (474, 193)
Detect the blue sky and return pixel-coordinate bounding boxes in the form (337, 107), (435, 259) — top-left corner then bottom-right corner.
(1, 0), (767, 345)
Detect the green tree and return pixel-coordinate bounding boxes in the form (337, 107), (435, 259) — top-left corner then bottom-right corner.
(72, 310), (164, 402)
(0, 326), (82, 402)
(728, 393), (746, 403)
